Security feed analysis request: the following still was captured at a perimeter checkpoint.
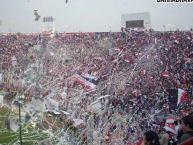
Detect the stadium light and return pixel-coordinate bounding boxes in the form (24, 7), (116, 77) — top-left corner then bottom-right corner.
(14, 96), (24, 145)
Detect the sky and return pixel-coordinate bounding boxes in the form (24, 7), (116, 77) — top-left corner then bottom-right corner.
(0, 0), (193, 33)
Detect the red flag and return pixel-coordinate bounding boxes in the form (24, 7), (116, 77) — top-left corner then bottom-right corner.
(164, 116), (177, 134)
(67, 74), (96, 91)
(177, 89), (187, 105)
(164, 123), (176, 134)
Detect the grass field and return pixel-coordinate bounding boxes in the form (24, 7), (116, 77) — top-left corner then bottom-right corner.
(0, 90), (80, 145)
(0, 106), (50, 145)
(0, 126), (49, 145)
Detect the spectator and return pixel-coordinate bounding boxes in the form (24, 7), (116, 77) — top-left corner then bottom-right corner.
(143, 130), (160, 145)
(178, 115), (193, 143)
(160, 130), (169, 145)
(1, 30), (193, 145)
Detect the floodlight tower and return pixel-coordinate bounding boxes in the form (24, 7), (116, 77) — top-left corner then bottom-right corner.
(42, 16), (55, 33)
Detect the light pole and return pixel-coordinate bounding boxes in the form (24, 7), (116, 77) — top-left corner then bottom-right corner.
(109, 26), (112, 32)
(18, 98), (23, 145)
(163, 25), (166, 32)
(15, 95), (24, 145)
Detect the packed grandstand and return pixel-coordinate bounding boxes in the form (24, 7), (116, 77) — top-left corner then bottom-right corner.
(0, 29), (193, 145)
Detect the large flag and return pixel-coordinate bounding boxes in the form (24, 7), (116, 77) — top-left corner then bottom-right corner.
(177, 88), (187, 105)
(67, 74), (96, 91)
(164, 123), (176, 134)
(168, 88), (187, 108)
(164, 116), (177, 134)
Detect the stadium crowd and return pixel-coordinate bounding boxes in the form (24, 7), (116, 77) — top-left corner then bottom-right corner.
(0, 28), (193, 145)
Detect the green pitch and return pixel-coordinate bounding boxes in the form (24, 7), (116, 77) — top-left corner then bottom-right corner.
(0, 106), (49, 145)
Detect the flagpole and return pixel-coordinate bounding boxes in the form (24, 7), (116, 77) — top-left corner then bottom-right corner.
(18, 97), (23, 145)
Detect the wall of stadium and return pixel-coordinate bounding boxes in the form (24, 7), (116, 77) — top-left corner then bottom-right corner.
(121, 12), (151, 29)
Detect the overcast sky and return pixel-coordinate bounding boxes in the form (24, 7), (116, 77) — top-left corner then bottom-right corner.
(0, 0), (193, 32)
